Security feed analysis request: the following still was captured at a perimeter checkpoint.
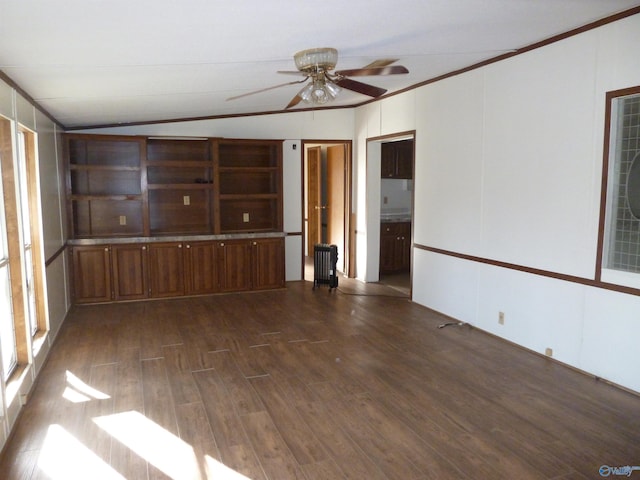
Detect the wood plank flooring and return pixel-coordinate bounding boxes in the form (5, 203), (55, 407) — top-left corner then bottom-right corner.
(1, 279), (639, 479)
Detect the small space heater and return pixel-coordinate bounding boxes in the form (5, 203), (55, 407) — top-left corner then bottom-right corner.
(313, 244), (338, 291)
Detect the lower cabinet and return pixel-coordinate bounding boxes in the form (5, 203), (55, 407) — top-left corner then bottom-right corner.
(111, 244), (149, 301)
(148, 242), (186, 298)
(71, 237), (285, 303)
(72, 245), (112, 303)
(216, 238), (286, 292)
(379, 222), (411, 274)
(184, 241), (218, 295)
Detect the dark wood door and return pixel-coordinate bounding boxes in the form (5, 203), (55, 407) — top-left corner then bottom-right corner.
(112, 244), (149, 301)
(72, 245), (112, 303)
(185, 241), (218, 295)
(148, 242), (185, 298)
(217, 240), (251, 292)
(252, 238), (285, 290)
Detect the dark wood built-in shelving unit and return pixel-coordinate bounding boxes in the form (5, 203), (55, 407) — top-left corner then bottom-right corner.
(65, 134), (285, 303)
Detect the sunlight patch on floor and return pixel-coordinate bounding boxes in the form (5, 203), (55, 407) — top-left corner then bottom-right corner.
(38, 424), (125, 480)
(94, 410), (251, 480)
(63, 370), (111, 403)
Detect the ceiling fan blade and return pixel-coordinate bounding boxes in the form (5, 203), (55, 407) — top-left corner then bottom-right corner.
(333, 77), (387, 98)
(361, 59), (399, 69)
(226, 79), (306, 101)
(334, 65), (409, 77)
(285, 93), (304, 109)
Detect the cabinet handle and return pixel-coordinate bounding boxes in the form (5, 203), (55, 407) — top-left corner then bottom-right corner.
(220, 242), (225, 247)
(142, 246), (146, 250)
(186, 245), (190, 249)
(178, 244), (182, 248)
(253, 241), (257, 246)
(104, 247), (109, 252)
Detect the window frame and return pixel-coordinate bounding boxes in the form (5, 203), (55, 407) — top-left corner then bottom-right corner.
(597, 85), (640, 289)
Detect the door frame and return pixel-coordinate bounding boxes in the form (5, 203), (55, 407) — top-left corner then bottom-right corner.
(301, 140), (353, 279)
(365, 131), (415, 295)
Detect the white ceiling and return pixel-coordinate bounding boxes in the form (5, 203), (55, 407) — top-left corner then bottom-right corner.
(1, 0), (639, 129)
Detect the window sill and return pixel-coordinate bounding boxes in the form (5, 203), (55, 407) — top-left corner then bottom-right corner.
(5, 364), (31, 408)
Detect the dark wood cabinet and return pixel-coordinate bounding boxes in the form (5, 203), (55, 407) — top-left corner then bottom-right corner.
(216, 140), (283, 233)
(216, 239), (252, 292)
(251, 237), (286, 290)
(66, 134), (283, 238)
(184, 241), (218, 295)
(148, 242), (185, 298)
(380, 222), (411, 273)
(111, 244), (149, 301)
(381, 139), (413, 179)
(67, 134), (286, 304)
(72, 245), (112, 304)
(146, 139), (213, 235)
(216, 237), (285, 292)
(66, 135), (145, 238)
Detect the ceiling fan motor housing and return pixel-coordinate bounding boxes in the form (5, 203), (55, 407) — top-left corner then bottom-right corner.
(294, 48), (338, 73)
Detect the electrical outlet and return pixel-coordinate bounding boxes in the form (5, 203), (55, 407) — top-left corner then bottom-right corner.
(383, 196), (388, 204)
(545, 347), (553, 357)
(498, 311), (505, 325)
(119, 215), (127, 226)
(243, 212), (250, 223)
(183, 195), (190, 206)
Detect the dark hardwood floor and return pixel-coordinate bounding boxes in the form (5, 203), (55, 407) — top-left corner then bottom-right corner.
(1, 279), (639, 479)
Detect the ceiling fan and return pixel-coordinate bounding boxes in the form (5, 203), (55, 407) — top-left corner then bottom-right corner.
(227, 47), (409, 109)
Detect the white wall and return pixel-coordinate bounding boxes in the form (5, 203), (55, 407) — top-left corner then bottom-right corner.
(360, 13), (640, 392)
(0, 79), (70, 450)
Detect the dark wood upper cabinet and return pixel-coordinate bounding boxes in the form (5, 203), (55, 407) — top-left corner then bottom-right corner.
(65, 135), (283, 238)
(66, 134), (145, 238)
(381, 139), (413, 179)
(215, 139), (283, 233)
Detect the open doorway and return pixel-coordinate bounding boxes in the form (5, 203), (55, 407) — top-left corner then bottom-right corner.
(365, 132), (415, 297)
(302, 141), (352, 282)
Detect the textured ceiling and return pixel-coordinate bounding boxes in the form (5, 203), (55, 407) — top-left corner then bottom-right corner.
(1, 0), (639, 128)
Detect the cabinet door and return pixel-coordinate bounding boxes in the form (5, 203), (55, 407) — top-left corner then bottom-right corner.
(217, 240), (251, 292)
(399, 223), (412, 271)
(395, 140), (414, 179)
(72, 245), (112, 303)
(381, 143), (396, 178)
(112, 244), (149, 301)
(148, 243), (185, 298)
(185, 242), (218, 295)
(379, 234), (398, 273)
(251, 238), (285, 290)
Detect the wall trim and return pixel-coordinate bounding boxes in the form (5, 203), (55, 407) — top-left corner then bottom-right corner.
(415, 243), (640, 297)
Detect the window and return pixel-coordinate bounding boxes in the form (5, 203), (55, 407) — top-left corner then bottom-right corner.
(0, 119), (17, 380)
(17, 130), (38, 337)
(600, 88), (640, 289)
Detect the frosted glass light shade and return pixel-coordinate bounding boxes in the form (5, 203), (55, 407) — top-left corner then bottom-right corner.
(294, 48), (338, 72)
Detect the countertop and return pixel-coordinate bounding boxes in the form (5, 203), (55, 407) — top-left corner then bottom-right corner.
(68, 231), (285, 246)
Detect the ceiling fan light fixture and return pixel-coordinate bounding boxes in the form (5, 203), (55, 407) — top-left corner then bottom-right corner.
(294, 47), (338, 73)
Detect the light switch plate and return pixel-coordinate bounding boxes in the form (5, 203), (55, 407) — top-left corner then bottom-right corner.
(243, 212), (250, 222)
(183, 195), (190, 206)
